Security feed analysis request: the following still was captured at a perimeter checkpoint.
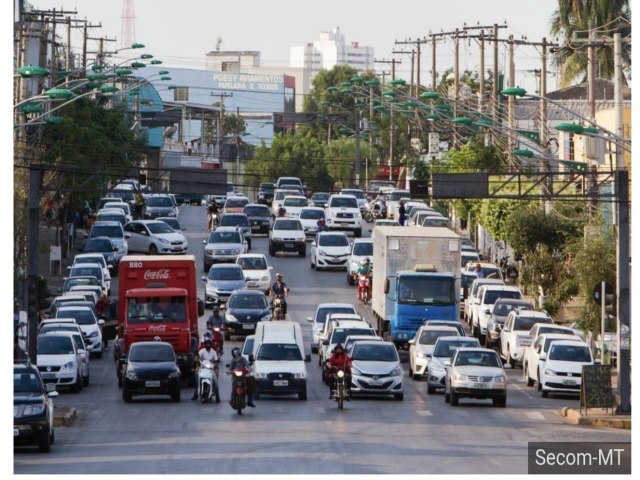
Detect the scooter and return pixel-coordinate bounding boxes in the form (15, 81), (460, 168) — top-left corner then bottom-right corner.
(272, 295), (286, 320)
(197, 359), (220, 403)
(500, 255), (519, 282)
(357, 274), (372, 305)
(207, 326), (225, 356)
(227, 366), (249, 415)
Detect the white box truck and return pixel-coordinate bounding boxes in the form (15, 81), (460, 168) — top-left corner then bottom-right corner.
(371, 226), (461, 347)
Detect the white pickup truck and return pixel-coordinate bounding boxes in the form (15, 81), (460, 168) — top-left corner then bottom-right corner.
(499, 310), (553, 367)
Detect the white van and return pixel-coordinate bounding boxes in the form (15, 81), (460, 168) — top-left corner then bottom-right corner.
(250, 321), (311, 400)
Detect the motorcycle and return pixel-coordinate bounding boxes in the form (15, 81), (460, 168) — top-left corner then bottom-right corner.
(207, 325), (225, 356)
(271, 294), (286, 320)
(357, 273), (372, 305)
(363, 199), (386, 223)
(197, 359), (220, 403)
(500, 255), (519, 282)
(207, 212), (219, 231)
(227, 366), (249, 415)
(331, 368), (348, 410)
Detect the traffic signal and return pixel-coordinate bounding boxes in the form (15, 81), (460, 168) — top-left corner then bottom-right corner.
(139, 173), (147, 185)
(27, 275), (39, 321)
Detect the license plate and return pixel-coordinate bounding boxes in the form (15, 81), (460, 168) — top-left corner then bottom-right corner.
(273, 380), (288, 386)
(562, 379), (577, 385)
(518, 339), (532, 347)
(248, 282), (258, 287)
(473, 382), (489, 389)
(242, 324), (255, 330)
(285, 243), (294, 249)
(14, 428), (19, 436)
(42, 373), (56, 380)
(368, 379), (383, 386)
(251, 226), (260, 231)
(145, 380), (161, 388)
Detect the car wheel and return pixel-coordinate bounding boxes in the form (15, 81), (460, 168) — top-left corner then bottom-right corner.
(537, 369), (542, 391)
(394, 393), (404, 401)
(427, 384), (436, 394)
(298, 388), (307, 400)
(149, 244), (158, 255)
(444, 385), (451, 403)
(450, 391), (459, 406)
(171, 387), (181, 402)
(525, 367), (534, 387)
(247, 239), (252, 250)
(299, 247), (306, 258)
(347, 273), (354, 286)
(95, 351), (103, 359)
(493, 395), (507, 408)
(224, 330), (231, 341)
(310, 257), (315, 269)
(83, 373), (90, 387)
(38, 431), (51, 453)
(122, 385), (132, 402)
(268, 244), (275, 256)
(311, 344), (317, 354)
(72, 372), (83, 393)
(541, 387), (549, 398)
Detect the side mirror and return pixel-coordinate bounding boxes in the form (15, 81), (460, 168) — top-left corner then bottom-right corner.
(268, 266), (274, 270)
(484, 309), (491, 315)
(474, 298), (481, 305)
(97, 319), (105, 326)
(248, 355), (254, 364)
(305, 354), (311, 363)
(408, 339), (415, 346)
(124, 233), (131, 239)
(306, 317), (313, 323)
(202, 239), (207, 245)
(539, 353), (546, 361)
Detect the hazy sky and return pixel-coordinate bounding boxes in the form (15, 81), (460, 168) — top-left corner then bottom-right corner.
(20, 0), (562, 91)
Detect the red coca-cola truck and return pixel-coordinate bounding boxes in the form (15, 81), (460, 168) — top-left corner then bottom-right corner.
(115, 255), (204, 385)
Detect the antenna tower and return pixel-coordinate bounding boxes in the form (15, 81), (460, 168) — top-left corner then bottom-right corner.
(120, 0), (136, 50)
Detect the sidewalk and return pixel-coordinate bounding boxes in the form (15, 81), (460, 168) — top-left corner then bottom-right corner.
(559, 407), (631, 429)
(39, 223), (87, 292)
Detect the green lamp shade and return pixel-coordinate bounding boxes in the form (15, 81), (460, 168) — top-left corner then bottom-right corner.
(339, 127), (351, 134)
(513, 149), (534, 158)
(150, 60), (163, 65)
(404, 101), (421, 108)
(373, 105), (387, 112)
(320, 100), (332, 107)
(131, 43), (145, 49)
(583, 127), (600, 135)
(18, 65), (50, 78)
(425, 114), (439, 121)
(555, 122), (584, 134)
(140, 54), (153, 59)
(85, 82), (102, 89)
(91, 64), (106, 72)
(435, 104), (451, 111)
(355, 101), (368, 109)
(21, 102), (44, 114)
(339, 88), (352, 94)
(158, 70), (170, 75)
(45, 88), (74, 100)
(128, 88), (140, 96)
(87, 72), (109, 81)
(419, 91), (439, 100)
(100, 85), (120, 94)
(326, 86), (338, 94)
(130, 62), (146, 69)
(452, 117), (473, 126)
(350, 76), (364, 84)
(473, 119), (493, 127)
(45, 115), (64, 125)
(116, 69), (133, 76)
(501, 87), (527, 97)
(339, 81), (351, 87)
(365, 79), (380, 87)
(160, 76), (172, 81)
(382, 90), (397, 97)
(390, 79), (406, 86)
(386, 99), (398, 104)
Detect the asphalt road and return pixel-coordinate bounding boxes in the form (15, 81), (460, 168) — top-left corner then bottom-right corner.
(14, 206), (631, 475)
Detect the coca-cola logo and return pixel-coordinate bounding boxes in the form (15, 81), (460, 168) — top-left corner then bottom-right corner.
(148, 325), (167, 332)
(143, 269), (170, 281)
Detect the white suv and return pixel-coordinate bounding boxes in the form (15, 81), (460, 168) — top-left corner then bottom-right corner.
(37, 333), (84, 392)
(325, 194), (362, 237)
(499, 310), (553, 367)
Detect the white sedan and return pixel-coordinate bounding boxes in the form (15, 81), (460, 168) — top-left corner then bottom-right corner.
(123, 220), (188, 255)
(236, 253), (273, 294)
(407, 325), (459, 380)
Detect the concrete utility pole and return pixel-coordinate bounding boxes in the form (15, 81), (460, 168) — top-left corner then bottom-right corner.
(212, 92), (233, 164)
(394, 37), (427, 91)
(493, 23), (500, 131)
(507, 34), (515, 170)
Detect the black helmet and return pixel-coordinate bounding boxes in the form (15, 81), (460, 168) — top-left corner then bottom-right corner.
(204, 339), (212, 347)
(232, 347), (241, 357)
(333, 343), (344, 354)
(203, 331), (212, 341)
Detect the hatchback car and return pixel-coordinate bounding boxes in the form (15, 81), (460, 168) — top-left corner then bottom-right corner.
(282, 195), (309, 218)
(408, 325), (460, 380)
(269, 218), (306, 257)
(444, 347), (507, 407)
(223, 290), (272, 340)
(350, 340), (404, 400)
(202, 263), (247, 308)
(79, 236), (121, 274)
(103, 201), (133, 223)
(539, 340), (594, 398)
(202, 227), (247, 271)
(55, 305), (105, 358)
(71, 252), (113, 282)
(219, 213), (252, 249)
(306, 303), (357, 354)
(347, 238), (373, 285)
(223, 196), (250, 214)
(142, 194), (177, 219)
(68, 262), (110, 296)
(236, 253), (272, 294)
(243, 204), (271, 235)
(310, 232), (351, 271)
(124, 220), (188, 255)
(60, 276), (101, 295)
(39, 320), (90, 387)
(156, 217), (183, 234)
(121, 341), (181, 402)
(14, 363), (58, 452)
(95, 209), (127, 227)
(86, 221), (129, 264)
(36, 333), (84, 392)
(426, 336), (481, 394)
(299, 207), (326, 238)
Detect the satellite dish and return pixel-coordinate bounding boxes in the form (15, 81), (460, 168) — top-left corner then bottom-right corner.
(163, 126), (177, 138)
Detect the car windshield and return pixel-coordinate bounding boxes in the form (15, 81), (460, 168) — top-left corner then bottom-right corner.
(147, 222), (174, 234)
(104, 203), (129, 214)
(244, 206), (269, 217)
(14, 371), (42, 393)
(418, 329), (456, 345)
(274, 220), (302, 230)
(147, 196), (173, 207)
(537, 326), (572, 338)
(63, 277), (99, 291)
(548, 344), (592, 362)
(229, 294), (268, 309)
(319, 235), (349, 247)
(284, 197), (308, 207)
(312, 193), (329, 201)
(158, 218), (179, 230)
(423, 218), (449, 227)
(493, 302), (532, 316)
(129, 344), (175, 362)
(352, 242), (373, 256)
(390, 191), (409, 201)
(98, 214), (125, 225)
(433, 340), (479, 357)
(90, 225), (123, 238)
(221, 215), (249, 227)
(329, 197), (358, 208)
(398, 277), (455, 306)
(331, 328), (375, 345)
(226, 198), (249, 208)
(56, 309), (95, 325)
(483, 290), (522, 305)
(455, 351), (501, 367)
(126, 296), (187, 324)
(38, 336), (74, 355)
(84, 238), (113, 252)
(74, 256), (105, 267)
(342, 190), (365, 199)
(256, 343), (302, 361)
(513, 316), (552, 331)
(238, 257), (267, 270)
(209, 231), (241, 244)
(300, 209), (325, 220)
(276, 191), (298, 200)
(316, 307), (355, 324)
(352, 343), (398, 361)
(209, 268), (244, 281)
(69, 266), (101, 279)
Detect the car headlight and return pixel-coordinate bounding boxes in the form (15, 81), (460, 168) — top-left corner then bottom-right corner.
(254, 372), (267, 379)
(355, 212), (362, 218)
(294, 372), (306, 379)
(159, 238), (170, 244)
(350, 366), (362, 376)
(22, 403), (46, 416)
(61, 361), (75, 371)
(168, 370), (180, 379)
(88, 330), (99, 338)
(493, 375), (507, 384)
(261, 314), (272, 322)
(225, 314), (239, 323)
(260, 276), (269, 281)
(417, 352), (430, 359)
(453, 373), (467, 381)
(544, 368), (556, 376)
(126, 369), (138, 380)
(390, 366), (402, 376)
(233, 249), (241, 255)
(430, 364), (445, 375)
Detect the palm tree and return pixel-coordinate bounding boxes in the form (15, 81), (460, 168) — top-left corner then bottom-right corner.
(550, 0), (631, 87)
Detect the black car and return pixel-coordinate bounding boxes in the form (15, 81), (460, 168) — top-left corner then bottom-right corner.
(14, 363), (58, 452)
(219, 213), (252, 249)
(243, 204), (271, 235)
(121, 342), (181, 402)
(310, 192), (330, 208)
(256, 183), (276, 205)
(223, 290), (271, 341)
(79, 236), (119, 274)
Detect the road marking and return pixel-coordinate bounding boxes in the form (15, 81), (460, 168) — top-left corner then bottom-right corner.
(416, 410), (433, 417)
(525, 411), (545, 421)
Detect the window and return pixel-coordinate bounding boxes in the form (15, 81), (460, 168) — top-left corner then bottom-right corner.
(398, 277), (455, 306)
(433, 340), (478, 357)
(352, 242), (373, 256)
(419, 329), (455, 345)
(548, 344), (591, 362)
(352, 344), (398, 362)
(256, 343), (302, 361)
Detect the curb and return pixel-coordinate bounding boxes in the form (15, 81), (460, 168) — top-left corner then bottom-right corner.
(54, 406), (77, 427)
(560, 407), (631, 429)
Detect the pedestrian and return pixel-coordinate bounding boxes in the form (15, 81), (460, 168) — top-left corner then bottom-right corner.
(398, 200), (406, 226)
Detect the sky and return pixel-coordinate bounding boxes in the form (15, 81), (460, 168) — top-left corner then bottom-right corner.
(15, 0), (563, 92)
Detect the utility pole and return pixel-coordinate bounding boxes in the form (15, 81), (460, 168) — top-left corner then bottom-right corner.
(211, 92), (233, 164)
(431, 33), (437, 90)
(81, 23), (102, 72)
(391, 49), (414, 95)
(395, 37), (427, 91)
(493, 23), (500, 131)
(479, 29), (485, 112)
(375, 59), (401, 181)
(507, 34), (515, 170)
(27, 165), (43, 363)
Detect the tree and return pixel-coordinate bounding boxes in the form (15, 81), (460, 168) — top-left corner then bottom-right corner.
(550, 0), (631, 86)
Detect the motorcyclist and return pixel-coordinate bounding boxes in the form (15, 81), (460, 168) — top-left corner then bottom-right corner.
(226, 348), (255, 407)
(277, 206), (286, 218)
(317, 218), (328, 232)
(207, 199), (220, 231)
(206, 304), (224, 330)
(191, 339), (221, 402)
(356, 258), (372, 301)
(270, 273), (289, 317)
(326, 343), (352, 400)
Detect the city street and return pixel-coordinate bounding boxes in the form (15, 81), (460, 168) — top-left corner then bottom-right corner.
(14, 207), (631, 475)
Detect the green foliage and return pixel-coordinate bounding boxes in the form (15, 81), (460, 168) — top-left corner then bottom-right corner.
(223, 113), (246, 135)
(325, 137), (371, 189)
